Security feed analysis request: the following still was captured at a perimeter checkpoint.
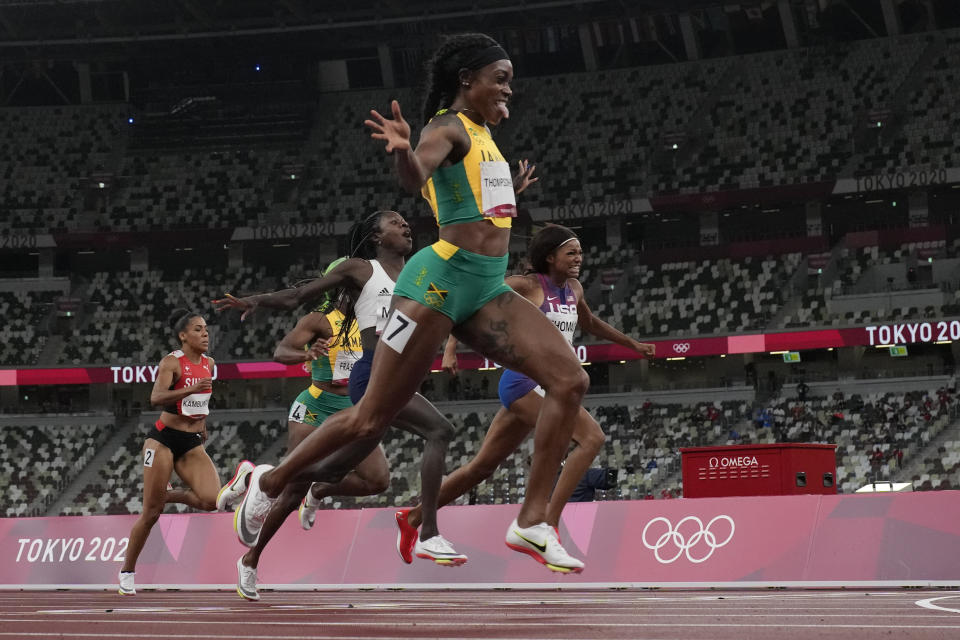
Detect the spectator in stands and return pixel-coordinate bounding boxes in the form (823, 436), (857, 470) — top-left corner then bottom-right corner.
(870, 448), (885, 481)
(569, 467), (616, 502)
(446, 374), (461, 400)
(893, 447), (904, 469)
(400, 224), (654, 561)
(216, 212), (465, 598)
(225, 33), (587, 574)
(119, 309), (239, 597)
(796, 380), (809, 402)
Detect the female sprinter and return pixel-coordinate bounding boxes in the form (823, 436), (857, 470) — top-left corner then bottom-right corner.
(400, 225), (655, 543)
(226, 33), (589, 573)
(216, 211), (465, 595)
(118, 309), (235, 595)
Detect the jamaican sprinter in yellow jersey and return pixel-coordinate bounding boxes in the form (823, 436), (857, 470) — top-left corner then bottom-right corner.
(421, 110), (516, 228)
(396, 111), (516, 322)
(287, 308), (361, 427)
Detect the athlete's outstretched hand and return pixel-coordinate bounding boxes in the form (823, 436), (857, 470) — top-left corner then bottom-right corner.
(514, 159), (539, 195)
(212, 294), (258, 321)
(364, 100), (411, 153)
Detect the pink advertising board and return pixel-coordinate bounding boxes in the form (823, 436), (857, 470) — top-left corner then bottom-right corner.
(2, 493), (958, 589)
(4, 320), (960, 387)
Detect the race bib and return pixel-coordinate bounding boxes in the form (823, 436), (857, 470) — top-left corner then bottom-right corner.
(179, 392), (210, 417)
(480, 161), (516, 218)
(382, 309), (416, 354)
(374, 293), (392, 335)
(288, 401), (307, 423)
(333, 350), (355, 385)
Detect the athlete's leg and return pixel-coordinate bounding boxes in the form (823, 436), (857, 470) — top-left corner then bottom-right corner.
(388, 393), (454, 540)
(407, 405), (529, 529)
(171, 445), (221, 511)
(310, 446), (390, 499)
(257, 299), (454, 497)
(545, 409), (605, 528)
(121, 439), (174, 573)
(455, 290), (589, 529)
(242, 421), (314, 570)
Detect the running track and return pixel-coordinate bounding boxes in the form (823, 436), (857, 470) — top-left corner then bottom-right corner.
(1, 589), (959, 639)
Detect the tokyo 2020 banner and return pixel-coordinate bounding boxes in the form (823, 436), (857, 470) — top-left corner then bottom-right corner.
(2, 320), (958, 387)
(2, 492), (959, 589)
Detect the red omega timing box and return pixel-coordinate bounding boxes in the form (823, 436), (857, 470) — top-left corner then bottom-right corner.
(679, 443), (838, 498)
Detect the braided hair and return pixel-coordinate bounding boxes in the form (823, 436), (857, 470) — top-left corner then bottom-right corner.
(332, 210), (394, 349)
(526, 224), (578, 275)
(421, 33), (506, 125)
(312, 256), (347, 314)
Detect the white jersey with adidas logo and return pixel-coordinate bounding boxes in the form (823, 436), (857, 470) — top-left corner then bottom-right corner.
(354, 259), (395, 335)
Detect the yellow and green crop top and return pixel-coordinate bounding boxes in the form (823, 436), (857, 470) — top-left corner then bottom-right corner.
(310, 309), (362, 386)
(421, 111), (516, 229)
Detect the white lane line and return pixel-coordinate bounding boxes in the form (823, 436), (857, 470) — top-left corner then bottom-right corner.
(916, 595), (960, 614)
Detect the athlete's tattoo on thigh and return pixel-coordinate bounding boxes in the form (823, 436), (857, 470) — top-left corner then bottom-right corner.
(474, 317), (525, 368)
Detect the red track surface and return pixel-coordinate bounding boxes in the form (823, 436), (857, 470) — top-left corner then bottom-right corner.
(1, 589), (959, 639)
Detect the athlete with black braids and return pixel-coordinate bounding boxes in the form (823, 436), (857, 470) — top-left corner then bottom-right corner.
(226, 258), (392, 600)
(215, 211), (465, 598)
(401, 225), (655, 543)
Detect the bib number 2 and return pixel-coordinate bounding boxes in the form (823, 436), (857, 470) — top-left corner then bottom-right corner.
(382, 310), (417, 354)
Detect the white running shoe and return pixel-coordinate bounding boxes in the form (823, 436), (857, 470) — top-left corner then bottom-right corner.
(414, 534), (468, 566)
(235, 557), (260, 601)
(117, 571), (135, 596)
(233, 464), (277, 548)
(298, 484), (321, 531)
(217, 459), (255, 511)
(505, 519), (584, 573)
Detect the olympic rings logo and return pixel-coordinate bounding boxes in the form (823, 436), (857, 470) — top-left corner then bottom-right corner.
(673, 343), (691, 354)
(641, 515), (735, 564)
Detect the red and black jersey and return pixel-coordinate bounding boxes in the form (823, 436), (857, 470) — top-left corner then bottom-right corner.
(161, 349), (212, 418)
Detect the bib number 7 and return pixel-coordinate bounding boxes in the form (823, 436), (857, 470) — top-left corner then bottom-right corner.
(382, 310), (417, 354)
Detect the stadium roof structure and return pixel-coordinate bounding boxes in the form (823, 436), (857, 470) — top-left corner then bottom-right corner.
(0, 0), (729, 50)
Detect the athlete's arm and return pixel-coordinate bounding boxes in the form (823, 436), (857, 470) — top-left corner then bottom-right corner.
(274, 313), (333, 364)
(149, 355), (211, 406)
(198, 355), (215, 441)
(213, 259), (369, 318)
(572, 280), (655, 358)
(505, 274), (542, 305)
(365, 102), (467, 193)
(441, 335), (460, 376)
